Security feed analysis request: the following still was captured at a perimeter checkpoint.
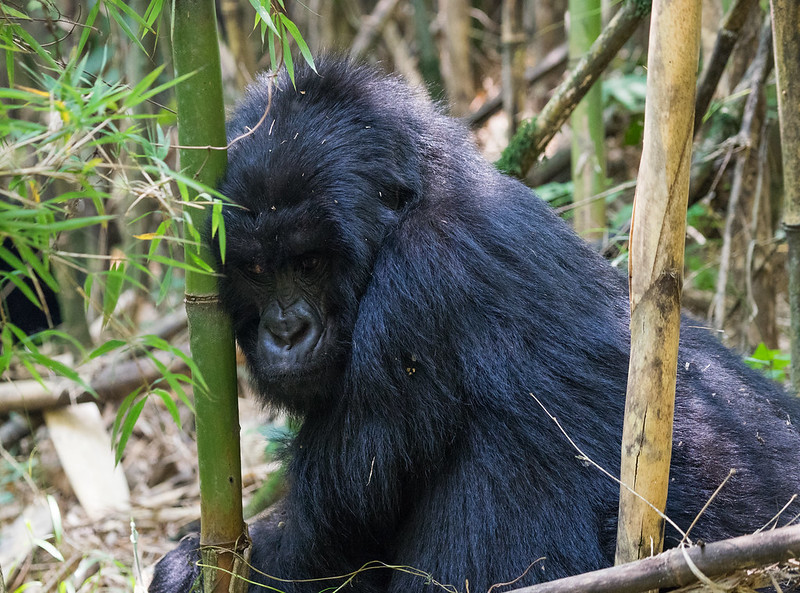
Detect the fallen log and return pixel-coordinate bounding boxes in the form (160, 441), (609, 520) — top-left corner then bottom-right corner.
(508, 524), (800, 593)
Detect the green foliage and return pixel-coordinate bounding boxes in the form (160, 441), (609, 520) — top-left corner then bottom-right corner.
(683, 202), (722, 292)
(536, 181), (574, 209)
(101, 336), (200, 463)
(603, 73), (647, 112)
(248, 0), (315, 82)
(0, 0), (227, 459)
(686, 201), (718, 232)
(684, 249), (718, 292)
(745, 343), (791, 383)
(604, 73), (647, 146)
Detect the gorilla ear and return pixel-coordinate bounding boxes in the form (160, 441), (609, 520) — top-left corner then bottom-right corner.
(381, 186), (414, 211)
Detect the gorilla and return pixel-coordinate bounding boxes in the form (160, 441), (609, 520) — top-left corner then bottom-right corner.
(150, 58), (800, 593)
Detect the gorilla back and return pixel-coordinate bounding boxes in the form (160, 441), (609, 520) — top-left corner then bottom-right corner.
(150, 58), (800, 593)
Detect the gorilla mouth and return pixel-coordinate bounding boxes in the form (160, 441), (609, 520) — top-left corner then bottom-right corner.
(254, 328), (336, 381)
(249, 338), (343, 413)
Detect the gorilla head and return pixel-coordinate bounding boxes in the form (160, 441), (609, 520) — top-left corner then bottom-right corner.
(215, 60), (480, 415)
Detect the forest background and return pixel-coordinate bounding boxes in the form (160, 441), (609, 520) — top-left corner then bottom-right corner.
(0, 0), (796, 591)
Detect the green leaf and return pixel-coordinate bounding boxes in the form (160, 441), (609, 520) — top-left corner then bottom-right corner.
(134, 70), (194, 107)
(282, 30), (295, 87)
(0, 325), (13, 375)
(745, 343), (791, 382)
(142, 0), (167, 31)
(29, 352), (96, 397)
(142, 337), (206, 392)
(102, 262), (127, 327)
(173, 385), (195, 414)
(77, 0), (102, 56)
(279, 15), (315, 72)
(248, 0), (279, 35)
(13, 243), (57, 293)
(156, 266), (173, 306)
(212, 199), (226, 263)
(21, 356), (46, 387)
(31, 536), (64, 562)
(83, 274), (94, 314)
(0, 243), (33, 278)
(31, 330), (87, 357)
(268, 29), (277, 68)
(147, 253), (213, 275)
(5, 47), (13, 87)
(13, 26), (57, 68)
(2, 271), (43, 309)
(103, 1), (148, 54)
(0, 5), (29, 18)
(46, 494), (63, 544)
(772, 353), (791, 372)
(7, 323), (38, 352)
(140, 165), (226, 201)
(153, 388), (182, 428)
(115, 397), (147, 464)
(112, 388), (143, 447)
(751, 342), (771, 362)
(89, 339), (128, 360)
(9, 215), (114, 233)
(184, 249), (216, 274)
(123, 64), (165, 109)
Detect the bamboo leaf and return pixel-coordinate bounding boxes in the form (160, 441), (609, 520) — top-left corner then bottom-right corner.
(248, 0), (279, 35)
(89, 339), (128, 360)
(102, 262), (127, 327)
(76, 0), (102, 57)
(153, 388), (182, 427)
(123, 65), (166, 109)
(282, 30), (295, 86)
(280, 15), (315, 72)
(115, 397), (147, 464)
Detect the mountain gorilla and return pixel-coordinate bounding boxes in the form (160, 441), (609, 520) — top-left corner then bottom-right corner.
(150, 58), (800, 592)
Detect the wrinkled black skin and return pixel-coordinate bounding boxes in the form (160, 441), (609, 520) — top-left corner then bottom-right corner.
(151, 59), (800, 593)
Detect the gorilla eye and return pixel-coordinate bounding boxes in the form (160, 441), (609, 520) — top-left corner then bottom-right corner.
(299, 255), (321, 273)
(248, 263), (264, 275)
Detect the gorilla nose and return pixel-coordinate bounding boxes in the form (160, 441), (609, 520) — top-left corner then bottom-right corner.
(260, 303), (322, 358)
(267, 314), (310, 349)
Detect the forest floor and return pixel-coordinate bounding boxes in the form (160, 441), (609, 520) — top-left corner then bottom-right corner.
(0, 349), (276, 593)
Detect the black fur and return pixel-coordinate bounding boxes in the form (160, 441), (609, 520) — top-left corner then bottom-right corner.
(150, 58), (800, 593)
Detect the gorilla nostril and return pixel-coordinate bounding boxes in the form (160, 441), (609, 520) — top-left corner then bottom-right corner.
(283, 321), (310, 350)
(260, 303), (321, 357)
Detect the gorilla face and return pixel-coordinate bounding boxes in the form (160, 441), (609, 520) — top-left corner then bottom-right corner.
(214, 64), (425, 414)
(217, 198), (356, 413)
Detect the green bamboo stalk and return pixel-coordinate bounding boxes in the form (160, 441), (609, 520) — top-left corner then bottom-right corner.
(769, 0), (800, 392)
(568, 0), (607, 243)
(171, 1), (248, 591)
